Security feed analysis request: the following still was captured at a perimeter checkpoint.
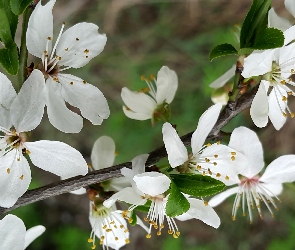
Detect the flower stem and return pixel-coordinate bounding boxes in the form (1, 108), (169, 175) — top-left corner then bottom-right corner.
(18, 6), (33, 90)
(228, 55), (245, 102)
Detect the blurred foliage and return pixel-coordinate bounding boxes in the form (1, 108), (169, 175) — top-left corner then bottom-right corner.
(1, 0), (295, 249)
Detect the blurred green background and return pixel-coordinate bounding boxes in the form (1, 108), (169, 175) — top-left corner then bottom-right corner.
(3, 0), (295, 249)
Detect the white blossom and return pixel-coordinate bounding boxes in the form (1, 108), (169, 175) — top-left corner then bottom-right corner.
(162, 103), (246, 185)
(0, 70), (88, 208)
(209, 127), (295, 223)
(0, 214), (45, 250)
(121, 66), (178, 124)
(242, 34), (295, 130)
(26, 0), (109, 133)
(103, 154), (220, 239)
(88, 203), (130, 250)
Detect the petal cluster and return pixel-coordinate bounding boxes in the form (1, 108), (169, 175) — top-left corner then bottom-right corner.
(162, 103), (246, 184)
(0, 71), (88, 208)
(121, 66), (178, 124)
(209, 127), (295, 222)
(26, 0), (109, 133)
(0, 214), (45, 250)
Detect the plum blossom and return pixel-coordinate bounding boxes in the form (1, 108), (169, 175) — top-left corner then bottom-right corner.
(26, 0), (109, 133)
(103, 154), (220, 239)
(242, 25), (295, 130)
(162, 103), (246, 185)
(0, 214), (45, 249)
(121, 66), (178, 125)
(88, 202), (130, 250)
(209, 127), (295, 223)
(0, 70), (88, 208)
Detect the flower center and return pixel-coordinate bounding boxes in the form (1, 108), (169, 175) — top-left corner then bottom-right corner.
(0, 127), (30, 180)
(89, 203), (130, 250)
(232, 175), (280, 223)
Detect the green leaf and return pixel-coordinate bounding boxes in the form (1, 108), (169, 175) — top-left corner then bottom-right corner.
(0, 0), (18, 40)
(0, 8), (14, 46)
(209, 43), (238, 61)
(170, 173), (226, 197)
(10, 0), (32, 15)
(240, 0), (271, 48)
(134, 200), (151, 212)
(0, 42), (19, 75)
(252, 28), (284, 49)
(166, 181), (190, 217)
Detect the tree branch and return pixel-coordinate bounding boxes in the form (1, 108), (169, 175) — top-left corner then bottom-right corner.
(0, 87), (257, 215)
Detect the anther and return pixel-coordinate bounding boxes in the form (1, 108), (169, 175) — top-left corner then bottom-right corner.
(225, 176), (229, 180)
(70, 82), (73, 85)
(125, 239), (130, 244)
(206, 143), (211, 147)
(291, 113), (295, 118)
(214, 154), (218, 158)
(216, 173), (221, 177)
(84, 49), (89, 54)
(283, 112), (287, 117)
(76, 38), (80, 41)
(88, 238), (93, 243)
(6, 168), (10, 174)
(282, 96), (287, 102)
(20, 175), (24, 180)
(205, 158), (210, 162)
(213, 162), (217, 166)
(280, 80), (286, 85)
(47, 37), (52, 40)
(141, 75), (145, 81)
(146, 234), (152, 238)
(231, 156), (235, 161)
(26, 150), (31, 154)
(288, 91), (293, 95)
(83, 80), (87, 84)
(204, 201), (208, 206)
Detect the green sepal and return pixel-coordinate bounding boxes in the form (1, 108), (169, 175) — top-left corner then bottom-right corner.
(209, 43), (238, 61)
(0, 42), (19, 75)
(129, 210), (137, 226)
(10, 0), (33, 15)
(170, 173), (226, 197)
(240, 0), (271, 48)
(166, 181), (190, 217)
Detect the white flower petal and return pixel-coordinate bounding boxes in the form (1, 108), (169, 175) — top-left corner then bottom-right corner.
(0, 151), (31, 208)
(176, 198), (220, 228)
(59, 74), (109, 124)
(283, 24), (295, 45)
(131, 154), (149, 176)
(228, 127), (264, 178)
(121, 87), (156, 115)
(155, 66), (178, 104)
(199, 144), (243, 185)
(0, 106), (12, 128)
(191, 103), (222, 154)
(91, 136), (115, 170)
(285, 0), (295, 19)
(268, 87), (287, 130)
(209, 64), (236, 88)
(268, 8), (292, 31)
(122, 106), (152, 120)
(69, 187), (87, 195)
(10, 70), (45, 132)
(103, 187), (144, 208)
(133, 172), (171, 196)
(250, 82), (269, 128)
(162, 122), (188, 168)
(24, 225), (46, 249)
(260, 182), (283, 196)
(45, 77), (83, 133)
(0, 72), (16, 109)
(108, 177), (130, 192)
(26, 0), (55, 58)
(56, 23), (107, 68)
(0, 214), (26, 250)
(242, 50), (275, 78)
(26, 140), (88, 178)
(260, 155), (295, 183)
(208, 186), (240, 207)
